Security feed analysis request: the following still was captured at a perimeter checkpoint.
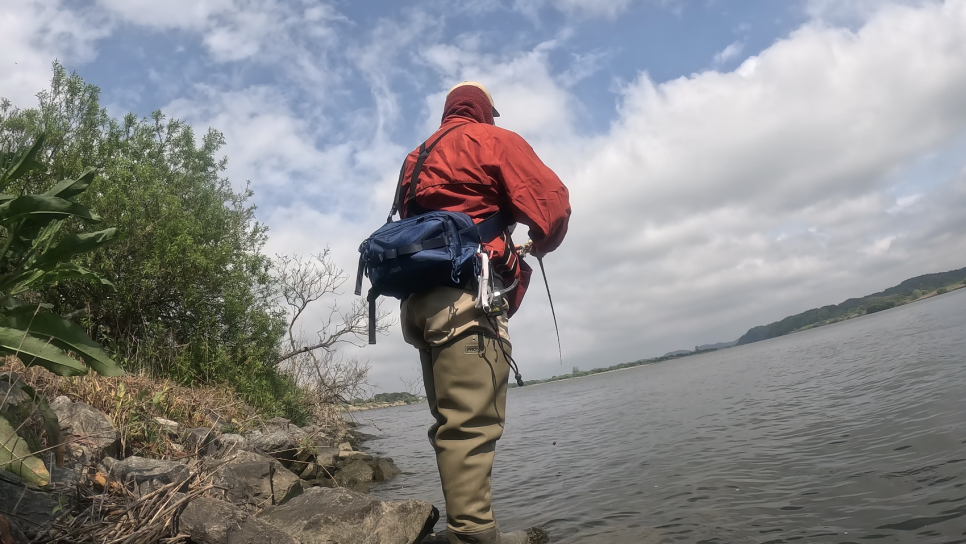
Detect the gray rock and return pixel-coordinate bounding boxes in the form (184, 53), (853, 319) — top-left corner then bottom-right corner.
(0, 476), (56, 533)
(210, 451), (302, 507)
(259, 486), (434, 544)
(106, 456), (190, 495)
(334, 459), (374, 493)
(250, 431), (298, 464)
(50, 396), (119, 461)
(184, 427), (218, 453)
(261, 417), (291, 434)
(0, 376), (30, 410)
(372, 457), (402, 482)
(314, 447), (340, 470)
(154, 417), (180, 437)
(338, 442), (353, 451)
(206, 433), (248, 458)
(49, 465), (83, 489)
(179, 497), (299, 544)
(338, 450), (373, 462)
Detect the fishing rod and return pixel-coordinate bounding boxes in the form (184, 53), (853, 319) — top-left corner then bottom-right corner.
(518, 241), (563, 365)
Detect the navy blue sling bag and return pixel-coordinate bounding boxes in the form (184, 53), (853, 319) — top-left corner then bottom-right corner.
(355, 124), (504, 344)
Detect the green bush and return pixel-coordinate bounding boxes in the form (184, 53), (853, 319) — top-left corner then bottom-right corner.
(0, 64), (307, 422)
(937, 287), (948, 295)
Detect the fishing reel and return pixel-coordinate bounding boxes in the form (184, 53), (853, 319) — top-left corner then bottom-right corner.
(476, 245), (519, 317)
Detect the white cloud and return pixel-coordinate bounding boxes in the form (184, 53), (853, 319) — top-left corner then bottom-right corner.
(0, 0), (111, 106)
(7, 0), (966, 393)
(713, 41), (744, 65)
(490, 0), (966, 376)
(95, 0), (233, 29)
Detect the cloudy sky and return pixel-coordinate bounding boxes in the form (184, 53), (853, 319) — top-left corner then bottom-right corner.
(3, 0), (966, 392)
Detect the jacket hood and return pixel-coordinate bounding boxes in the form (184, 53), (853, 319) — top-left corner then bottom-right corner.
(441, 85), (496, 126)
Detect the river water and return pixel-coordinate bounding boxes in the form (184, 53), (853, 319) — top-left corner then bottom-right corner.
(357, 288), (966, 543)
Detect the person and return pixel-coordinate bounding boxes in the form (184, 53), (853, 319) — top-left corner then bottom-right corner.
(398, 82), (571, 544)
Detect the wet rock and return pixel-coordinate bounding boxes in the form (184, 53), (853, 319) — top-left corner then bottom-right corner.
(0, 477), (56, 533)
(372, 457), (402, 482)
(179, 497), (299, 544)
(206, 433), (248, 458)
(209, 451), (302, 507)
(259, 486), (435, 544)
(105, 456), (190, 495)
(334, 459), (374, 493)
(184, 427), (218, 453)
(50, 396), (119, 462)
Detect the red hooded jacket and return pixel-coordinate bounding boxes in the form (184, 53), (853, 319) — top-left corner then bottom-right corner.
(398, 86), (571, 316)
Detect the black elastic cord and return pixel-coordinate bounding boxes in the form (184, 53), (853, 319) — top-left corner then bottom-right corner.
(487, 315), (524, 387)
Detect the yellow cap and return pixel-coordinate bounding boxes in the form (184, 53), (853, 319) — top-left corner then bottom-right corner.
(447, 81), (500, 117)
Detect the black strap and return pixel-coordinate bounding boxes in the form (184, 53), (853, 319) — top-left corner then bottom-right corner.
(379, 236), (449, 261)
(386, 161), (407, 223)
(354, 252), (365, 296)
(368, 294), (377, 344)
(537, 254), (562, 365)
(408, 124), (463, 204)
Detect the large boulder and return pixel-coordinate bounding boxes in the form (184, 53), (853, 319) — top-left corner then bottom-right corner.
(372, 457), (402, 482)
(209, 451), (302, 507)
(49, 396), (119, 462)
(179, 497), (299, 544)
(0, 477), (56, 534)
(259, 487), (435, 544)
(104, 456), (190, 495)
(334, 459), (374, 493)
(249, 431), (298, 465)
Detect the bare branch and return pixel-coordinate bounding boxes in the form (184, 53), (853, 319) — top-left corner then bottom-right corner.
(272, 250), (395, 409)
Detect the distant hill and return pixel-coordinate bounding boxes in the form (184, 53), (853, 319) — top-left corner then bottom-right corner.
(737, 266), (966, 346)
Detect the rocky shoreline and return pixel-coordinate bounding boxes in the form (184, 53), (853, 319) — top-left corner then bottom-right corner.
(1, 393), (445, 544)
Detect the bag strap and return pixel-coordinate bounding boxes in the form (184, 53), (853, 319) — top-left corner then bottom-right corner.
(387, 123), (464, 221)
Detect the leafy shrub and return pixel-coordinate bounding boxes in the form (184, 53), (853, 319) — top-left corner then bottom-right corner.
(937, 287), (948, 295)
(0, 136), (122, 485)
(1, 64), (308, 422)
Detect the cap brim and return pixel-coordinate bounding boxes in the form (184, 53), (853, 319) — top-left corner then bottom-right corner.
(492, 107), (500, 118)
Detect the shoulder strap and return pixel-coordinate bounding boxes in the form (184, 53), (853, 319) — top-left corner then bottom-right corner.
(386, 124), (464, 221)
